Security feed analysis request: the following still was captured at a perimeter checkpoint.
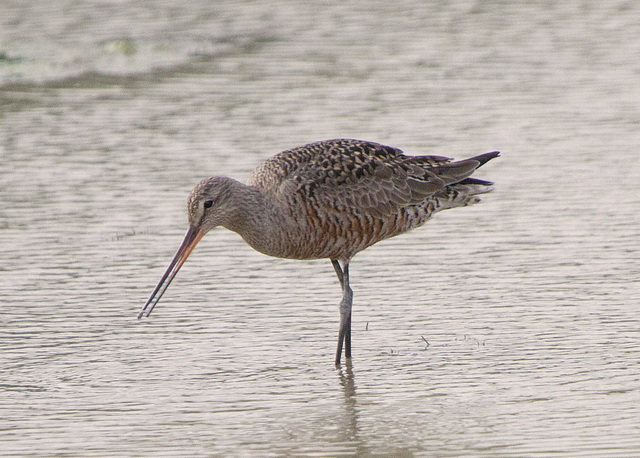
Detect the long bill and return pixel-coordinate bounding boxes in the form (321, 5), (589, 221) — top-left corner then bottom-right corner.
(137, 225), (205, 319)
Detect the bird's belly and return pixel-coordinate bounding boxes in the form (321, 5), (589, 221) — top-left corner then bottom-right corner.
(256, 213), (421, 261)
(239, 216), (362, 261)
(245, 229), (353, 261)
(241, 203), (434, 261)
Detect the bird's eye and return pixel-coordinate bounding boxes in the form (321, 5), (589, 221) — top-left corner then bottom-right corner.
(204, 200), (214, 209)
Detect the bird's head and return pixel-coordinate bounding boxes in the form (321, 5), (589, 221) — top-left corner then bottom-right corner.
(186, 176), (241, 234)
(137, 176), (244, 319)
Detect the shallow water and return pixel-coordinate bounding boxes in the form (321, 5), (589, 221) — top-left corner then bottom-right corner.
(2, 1), (639, 456)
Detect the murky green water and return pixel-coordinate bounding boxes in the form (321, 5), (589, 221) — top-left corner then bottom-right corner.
(2, 1), (639, 455)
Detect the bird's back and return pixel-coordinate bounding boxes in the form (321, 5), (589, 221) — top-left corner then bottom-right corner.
(247, 139), (497, 261)
(248, 139), (449, 192)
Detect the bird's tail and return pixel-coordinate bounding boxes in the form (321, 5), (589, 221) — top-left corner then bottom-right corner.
(432, 151), (500, 182)
(432, 151), (499, 209)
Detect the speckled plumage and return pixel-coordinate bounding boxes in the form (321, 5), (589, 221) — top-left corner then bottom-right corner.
(140, 138), (499, 366)
(242, 138), (498, 261)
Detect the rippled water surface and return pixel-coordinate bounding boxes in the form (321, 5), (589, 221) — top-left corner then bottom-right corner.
(2, 1), (639, 456)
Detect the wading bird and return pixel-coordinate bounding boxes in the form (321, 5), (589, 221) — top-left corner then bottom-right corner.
(138, 139), (499, 366)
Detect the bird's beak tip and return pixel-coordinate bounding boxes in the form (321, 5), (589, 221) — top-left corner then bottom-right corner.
(137, 226), (205, 320)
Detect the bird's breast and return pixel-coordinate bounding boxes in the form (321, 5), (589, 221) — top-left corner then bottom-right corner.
(234, 188), (436, 261)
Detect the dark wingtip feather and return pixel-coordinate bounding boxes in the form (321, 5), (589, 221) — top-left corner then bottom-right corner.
(472, 151), (500, 167)
(456, 177), (494, 186)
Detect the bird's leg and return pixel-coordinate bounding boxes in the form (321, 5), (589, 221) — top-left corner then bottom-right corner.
(332, 260), (353, 366)
(332, 259), (344, 288)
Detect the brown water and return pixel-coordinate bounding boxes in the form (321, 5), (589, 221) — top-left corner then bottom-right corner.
(2, 1), (639, 455)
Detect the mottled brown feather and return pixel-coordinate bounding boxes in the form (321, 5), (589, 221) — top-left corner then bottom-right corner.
(243, 139), (498, 261)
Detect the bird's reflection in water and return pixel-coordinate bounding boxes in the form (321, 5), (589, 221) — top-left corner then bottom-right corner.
(336, 361), (366, 453)
(338, 361), (357, 401)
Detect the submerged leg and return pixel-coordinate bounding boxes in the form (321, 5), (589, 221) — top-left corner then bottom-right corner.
(332, 259), (353, 366)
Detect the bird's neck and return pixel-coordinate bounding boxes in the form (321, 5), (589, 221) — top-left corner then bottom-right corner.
(221, 182), (283, 256)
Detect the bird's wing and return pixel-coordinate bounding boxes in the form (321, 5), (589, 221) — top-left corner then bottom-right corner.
(249, 139), (460, 218)
(248, 139), (402, 191)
